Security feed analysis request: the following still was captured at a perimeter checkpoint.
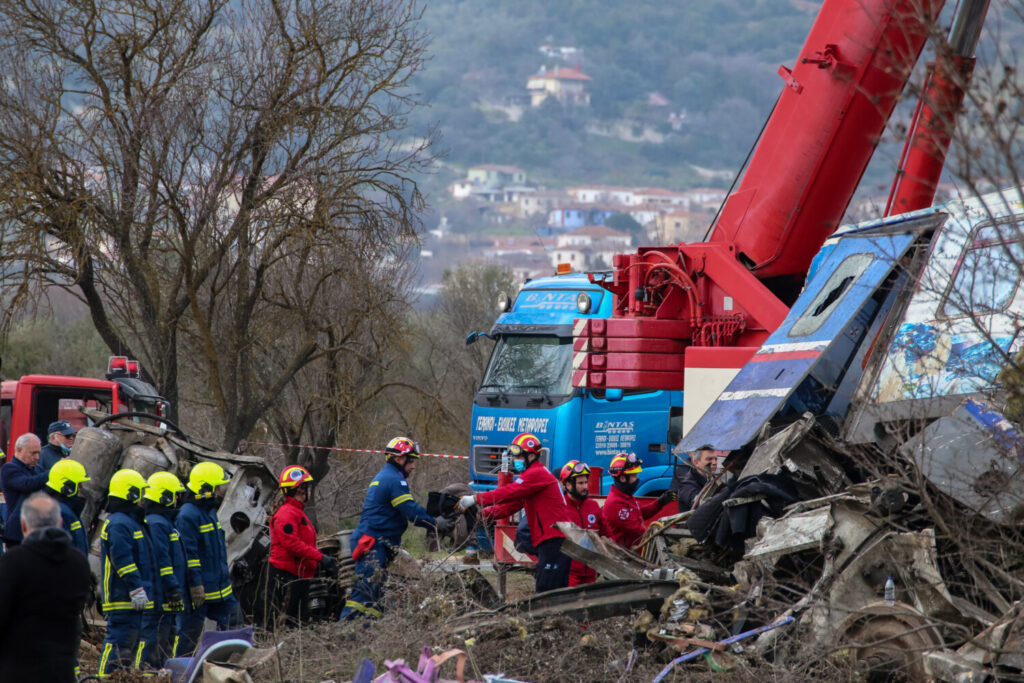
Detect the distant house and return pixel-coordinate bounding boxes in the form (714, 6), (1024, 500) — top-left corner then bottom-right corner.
(567, 185), (637, 205)
(634, 188), (691, 209)
(449, 180), (475, 199)
(526, 65), (592, 107)
(517, 190), (567, 219)
(557, 225), (631, 249)
(467, 164), (526, 187)
(684, 188), (728, 210)
(655, 209), (713, 244)
(547, 207), (587, 230)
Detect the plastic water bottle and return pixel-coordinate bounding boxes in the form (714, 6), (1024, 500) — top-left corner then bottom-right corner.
(884, 576), (895, 606)
(500, 449), (510, 474)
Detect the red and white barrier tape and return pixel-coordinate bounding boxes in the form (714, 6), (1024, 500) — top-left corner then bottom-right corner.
(244, 440), (469, 460)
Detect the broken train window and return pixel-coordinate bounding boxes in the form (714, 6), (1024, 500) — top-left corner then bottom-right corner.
(789, 253), (874, 337)
(941, 221), (1024, 318)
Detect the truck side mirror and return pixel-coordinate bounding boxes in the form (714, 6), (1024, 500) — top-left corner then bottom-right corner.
(605, 388), (623, 401)
(465, 332), (479, 346)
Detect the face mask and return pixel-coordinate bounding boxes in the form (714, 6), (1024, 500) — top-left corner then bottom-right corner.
(59, 444), (71, 457)
(512, 459), (526, 473)
(69, 495), (86, 517)
(616, 479), (639, 495)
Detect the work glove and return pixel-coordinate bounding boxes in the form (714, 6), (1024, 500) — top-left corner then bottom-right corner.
(458, 495), (477, 512)
(319, 554), (339, 577)
(656, 490), (678, 507)
(434, 515), (454, 534)
(129, 587), (149, 611)
(166, 592), (185, 611)
(190, 584), (206, 609)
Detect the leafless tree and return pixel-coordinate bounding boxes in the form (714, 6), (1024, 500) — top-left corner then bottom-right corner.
(0, 0), (433, 449)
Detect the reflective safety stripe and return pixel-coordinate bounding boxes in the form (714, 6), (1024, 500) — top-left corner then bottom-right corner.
(199, 523), (215, 533)
(160, 566), (174, 576)
(170, 532), (180, 541)
(172, 635), (180, 658)
(187, 559), (201, 568)
(370, 481), (380, 487)
(133, 530), (145, 539)
(344, 599), (382, 618)
(102, 601), (135, 611)
(100, 519), (110, 541)
(70, 521), (82, 531)
(116, 563), (138, 577)
(99, 642), (114, 676)
(204, 585), (234, 601)
(391, 494), (413, 507)
(135, 641), (145, 669)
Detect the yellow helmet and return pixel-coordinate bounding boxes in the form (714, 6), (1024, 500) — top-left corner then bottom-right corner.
(187, 461), (230, 498)
(144, 471), (186, 506)
(109, 469), (147, 503)
(46, 458), (90, 497)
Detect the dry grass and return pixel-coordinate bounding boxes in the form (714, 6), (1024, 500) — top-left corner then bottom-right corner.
(246, 568), (860, 683)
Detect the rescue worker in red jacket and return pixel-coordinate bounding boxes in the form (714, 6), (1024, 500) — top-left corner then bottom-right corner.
(459, 433), (572, 592)
(559, 460), (609, 586)
(600, 453), (676, 551)
(269, 465), (337, 624)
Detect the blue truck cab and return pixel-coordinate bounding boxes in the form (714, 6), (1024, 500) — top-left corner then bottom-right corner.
(468, 272), (684, 495)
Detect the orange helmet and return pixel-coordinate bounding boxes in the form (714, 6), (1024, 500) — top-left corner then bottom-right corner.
(608, 452), (643, 477)
(279, 465), (314, 489)
(509, 432), (542, 457)
(559, 459), (591, 483)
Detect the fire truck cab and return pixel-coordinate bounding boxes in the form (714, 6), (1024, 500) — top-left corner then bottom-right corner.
(0, 357), (168, 457)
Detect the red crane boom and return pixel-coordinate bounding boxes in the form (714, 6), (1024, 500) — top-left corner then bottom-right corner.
(574, 0), (948, 393)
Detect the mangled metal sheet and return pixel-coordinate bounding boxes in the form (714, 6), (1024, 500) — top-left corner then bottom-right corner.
(744, 505), (833, 561)
(901, 399), (1024, 525)
(680, 230), (918, 452)
(737, 415), (849, 497)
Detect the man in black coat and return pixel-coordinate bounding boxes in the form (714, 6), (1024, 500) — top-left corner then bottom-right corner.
(672, 444), (716, 511)
(1, 433), (48, 549)
(0, 492), (92, 682)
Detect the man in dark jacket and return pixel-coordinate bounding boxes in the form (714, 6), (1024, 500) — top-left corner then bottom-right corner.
(39, 420), (77, 473)
(340, 437), (449, 620)
(672, 444), (716, 511)
(1, 433), (47, 549)
(0, 492), (92, 682)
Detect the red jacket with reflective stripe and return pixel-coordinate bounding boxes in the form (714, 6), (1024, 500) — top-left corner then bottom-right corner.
(269, 497), (323, 578)
(600, 486), (664, 550)
(476, 462), (571, 546)
(566, 495), (607, 586)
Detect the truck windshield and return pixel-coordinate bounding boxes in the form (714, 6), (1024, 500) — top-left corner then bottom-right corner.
(480, 335), (574, 396)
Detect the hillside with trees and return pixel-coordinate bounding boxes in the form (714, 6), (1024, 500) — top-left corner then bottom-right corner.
(408, 0), (819, 187)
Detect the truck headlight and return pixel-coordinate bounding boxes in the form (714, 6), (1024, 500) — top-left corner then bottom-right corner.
(497, 292), (512, 312)
(576, 292), (592, 314)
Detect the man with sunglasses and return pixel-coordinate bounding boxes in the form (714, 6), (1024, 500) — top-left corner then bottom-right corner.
(601, 452), (677, 550)
(458, 433), (572, 592)
(558, 460), (608, 586)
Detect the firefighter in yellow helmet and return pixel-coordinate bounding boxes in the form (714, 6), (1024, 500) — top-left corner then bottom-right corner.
(98, 469), (155, 677)
(41, 458), (90, 555)
(137, 472), (187, 669)
(174, 462), (243, 655)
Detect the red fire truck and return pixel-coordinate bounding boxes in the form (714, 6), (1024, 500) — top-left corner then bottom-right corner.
(0, 356), (169, 457)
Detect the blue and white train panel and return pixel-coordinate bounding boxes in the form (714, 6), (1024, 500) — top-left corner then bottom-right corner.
(679, 230), (918, 452)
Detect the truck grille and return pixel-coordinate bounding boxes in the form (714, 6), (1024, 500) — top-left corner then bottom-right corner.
(472, 445), (550, 477)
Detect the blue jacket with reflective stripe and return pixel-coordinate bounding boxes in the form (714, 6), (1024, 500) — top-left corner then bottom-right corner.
(41, 487), (88, 555)
(100, 502), (157, 612)
(144, 505), (186, 611)
(353, 462), (435, 547)
(176, 498), (232, 602)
